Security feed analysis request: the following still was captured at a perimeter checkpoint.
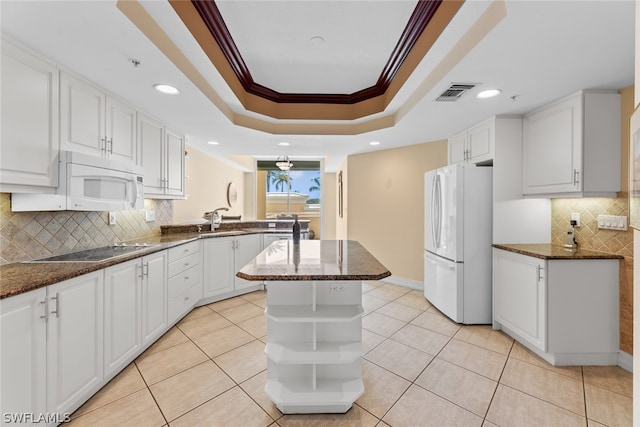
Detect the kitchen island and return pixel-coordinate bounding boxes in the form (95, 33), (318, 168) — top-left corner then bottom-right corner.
(237, 239), (390, 414)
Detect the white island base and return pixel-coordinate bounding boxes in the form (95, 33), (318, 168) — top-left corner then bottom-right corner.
(264, 280), (363, 414)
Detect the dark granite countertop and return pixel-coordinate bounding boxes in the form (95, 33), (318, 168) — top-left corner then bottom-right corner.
(236, 240), (391, 281)
(0, 227), (306, 300)
(493, 243), (624, 260)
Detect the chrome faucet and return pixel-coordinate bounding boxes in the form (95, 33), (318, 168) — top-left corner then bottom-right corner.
(205, 207), (229, 229)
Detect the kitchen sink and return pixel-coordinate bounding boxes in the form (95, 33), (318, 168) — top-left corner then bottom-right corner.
(25, 244), (158, 263)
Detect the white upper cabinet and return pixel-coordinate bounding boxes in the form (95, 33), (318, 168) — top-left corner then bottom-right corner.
(138, 113), (185, 199)
(60, 72), (137, 165)
(0, 38), (59, 192)
(448, 117), (494, 165)
(522, 91), (620, 197)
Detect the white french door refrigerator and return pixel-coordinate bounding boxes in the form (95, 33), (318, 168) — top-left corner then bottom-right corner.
(424, 164), (493, 324)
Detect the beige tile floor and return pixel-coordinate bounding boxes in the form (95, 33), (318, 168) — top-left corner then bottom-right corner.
(69, 282), (633, 427)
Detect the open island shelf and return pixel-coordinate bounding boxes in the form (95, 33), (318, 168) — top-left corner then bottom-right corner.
(236, 240), (390, 414)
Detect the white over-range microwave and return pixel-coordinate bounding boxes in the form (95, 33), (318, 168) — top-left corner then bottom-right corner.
(11, 151), (144, 212)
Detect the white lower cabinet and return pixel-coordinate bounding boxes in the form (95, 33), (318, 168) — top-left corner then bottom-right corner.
(493, 248), (620, 365)
(103, 260), (141, 378)
(234, 234), (263, 291)
(167, 241), (202, 325)
(46, 272), (104, 417)
(103, 251), (167, 377)
(264, 281), (363, 414)
(141, 251), (168, 346)
(203, 234), (262, 299)
(0, 288), (47, 427)
(493, 249), (546, 351)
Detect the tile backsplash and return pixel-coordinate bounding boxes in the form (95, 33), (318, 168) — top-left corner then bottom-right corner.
(551, 194), (633, 355)
(0, 193), (173, 265)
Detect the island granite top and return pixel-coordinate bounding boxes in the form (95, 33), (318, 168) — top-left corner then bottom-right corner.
(236, 240), (391, 281)
(493, 243), (624, 260)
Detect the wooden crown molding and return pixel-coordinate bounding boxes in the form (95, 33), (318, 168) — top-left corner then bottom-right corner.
(191, 0), (443, 105)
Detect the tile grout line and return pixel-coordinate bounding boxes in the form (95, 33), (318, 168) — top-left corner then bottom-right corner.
(480, 337), (516, 425)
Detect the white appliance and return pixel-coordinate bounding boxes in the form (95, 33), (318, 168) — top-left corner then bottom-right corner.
(424, 164), (493, 324)
(11, 151), (144, 212)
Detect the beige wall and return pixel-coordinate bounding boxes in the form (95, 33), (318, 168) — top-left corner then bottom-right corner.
(345, 141), (448, 283)
(551, 85), (634, 355)
(173, 146), (246, 224)
(336, 159), (349, 240)
(322, 172), (337, 239)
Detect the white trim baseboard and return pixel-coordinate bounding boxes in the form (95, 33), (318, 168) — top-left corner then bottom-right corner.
(380, 275), (423, 291)
(618, 350), (633, 372)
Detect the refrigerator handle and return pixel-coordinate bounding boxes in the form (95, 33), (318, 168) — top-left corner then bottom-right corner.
(435, 174), (442, 248)
(431, 174), (438, 248)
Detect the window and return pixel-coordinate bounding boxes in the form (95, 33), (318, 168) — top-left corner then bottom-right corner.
(257, 160), (321, 238)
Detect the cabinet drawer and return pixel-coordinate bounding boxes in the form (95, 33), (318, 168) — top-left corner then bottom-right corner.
(168, 282), (202, 325)
(168, 241), (200, 263)
(168, 252), (200, 278)
(168, 264), (202, 301)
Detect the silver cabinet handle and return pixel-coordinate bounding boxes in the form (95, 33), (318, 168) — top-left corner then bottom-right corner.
(138, 264), (144, 279)
(101, 137), (107, 153)
(573, 169), (580, 186)
(50, 294), (59, 318)
(40, 299), (47, 321)
(108, 138), (114, 154)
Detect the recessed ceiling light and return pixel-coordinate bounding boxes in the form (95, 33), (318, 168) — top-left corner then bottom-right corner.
(278, 142), (290, 146)
(154, 84), (180, 95)
(207, 141), (219, 145)
(369, 141), (381, 146)
(476, 89), (502, 99)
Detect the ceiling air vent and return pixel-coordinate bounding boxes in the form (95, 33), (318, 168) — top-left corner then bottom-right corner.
(436, 83), (477, 102)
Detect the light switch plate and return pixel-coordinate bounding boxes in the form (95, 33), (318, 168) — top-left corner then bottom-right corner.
(145, 210), (156, 222)
(597, 214), (627, 230)
(108, 212), (117, 225)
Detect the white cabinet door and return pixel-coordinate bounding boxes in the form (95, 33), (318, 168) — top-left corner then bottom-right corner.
(138, 113), (165, 196)
(447, 132), (467, 165)
(141, 251), (168, 346)
(263, 234), (290, 249)
(0, 39), (59, 191)
(60, 72), (106, 157)
(203, 237), (235, 298)
(493, 249), (546, 351)
(138, 115), (186, 198)
(467, 121), (492, 164)
(234, 234), (263, 290)
(0, 288), (47, 425)
(447, 117), (494, 165)
(522, 95), (581, 195)
(47, 272), (104, 416)
(165, 127), (185, 196)
(106, 96), (137, 165)
(103, 259), (141, 377)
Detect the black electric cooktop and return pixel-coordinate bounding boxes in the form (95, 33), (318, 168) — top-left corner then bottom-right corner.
(26, 244), (156, 263)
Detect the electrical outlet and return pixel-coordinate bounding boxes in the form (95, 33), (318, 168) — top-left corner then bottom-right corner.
(145, 210), (156, 222)
(108, 212), (117, 225)
(330, 284), (346, 293)
(570, 212), (581, 227)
